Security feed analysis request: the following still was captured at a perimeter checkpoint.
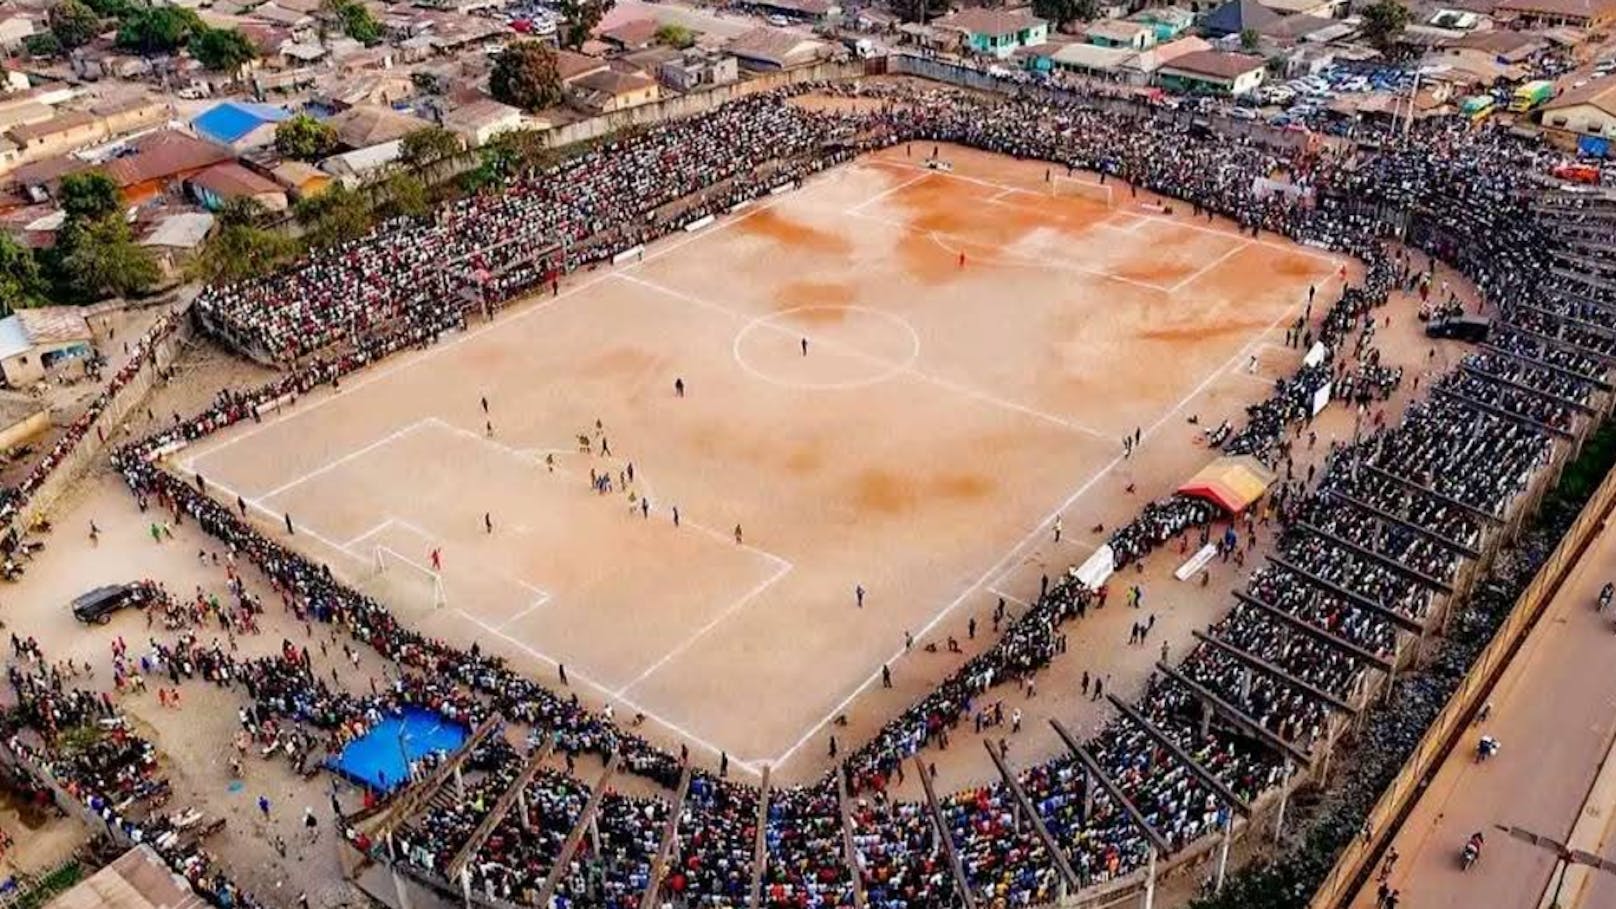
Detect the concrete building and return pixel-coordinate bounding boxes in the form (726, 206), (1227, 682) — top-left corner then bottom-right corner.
(1086, 19), (1155, 50)
(1540, 77), (1616, 155)
(188, 161), (288, 212)
(140, 211), (215, 279)
(725, 26), (831, 70)
(53, 846), (206, 909)
(934, 8), (1048, 58)
(441, 98), (520, 146)
(190, 100), (290, 152)
(0, 306), (94, 387)
(1155, 49), (1266, 95)
(659, 47), (740, 91)
(570, 68), (660, 113)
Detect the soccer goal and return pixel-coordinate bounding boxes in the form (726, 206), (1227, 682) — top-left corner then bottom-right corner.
(1050, 176), (1114, 208)
(366, 545), (448, 612)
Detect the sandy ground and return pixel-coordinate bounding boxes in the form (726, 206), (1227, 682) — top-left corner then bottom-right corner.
(167, 144), (1343, 777)
(0, 143), (1488, 906)
(1344, 514), (1616, 909)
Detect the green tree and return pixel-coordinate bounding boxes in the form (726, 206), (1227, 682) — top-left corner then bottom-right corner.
(275, 114), (339, 161)
(490, 41), (563, 111)
(1031, 0), (1096, 29)
(59, 171), (121, 222)
(0, 235), (44, 314)
(399, 126), (462, 170)
(556, 0), (612, 48)
(81, 0), (132, 19)
(380, 172), (428, 219)
(47, 0), (101, 51)
(197, 198), (295, 283)
(323, 0), (382, 44)
(1239, 26), (1260, 50)
(1359, 0), (1410, 53)
(191, 26), (257, 72)
(58, 216), (158, 299)
(116, 6), (204, 53)
(24, 32), (62, 57)
(294, 182), (374, 250)
(654, 23), (696, 48)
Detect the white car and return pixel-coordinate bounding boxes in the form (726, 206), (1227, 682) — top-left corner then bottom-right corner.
(766, 14), (789, 25)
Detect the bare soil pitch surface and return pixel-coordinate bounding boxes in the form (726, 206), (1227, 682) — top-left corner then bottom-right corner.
(172, 144), (1339, 777)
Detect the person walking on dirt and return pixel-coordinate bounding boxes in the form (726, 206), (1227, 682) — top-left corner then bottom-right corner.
(484, 513), (493, 534)
(430, 549), (442, 572)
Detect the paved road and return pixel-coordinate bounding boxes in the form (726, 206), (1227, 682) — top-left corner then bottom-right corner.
(1346, 516), (1616, 909)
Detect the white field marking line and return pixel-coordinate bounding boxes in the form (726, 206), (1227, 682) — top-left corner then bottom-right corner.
(177, 471), (364, 568)
(1165, 240), (1253, 294)
(614, 555), (794, 698)
(846, 171), (933, 215)
(617, 271), (1107, 439)
(869, 158), (1077, 198)
(987, 589), (1031, 607)
(1134, 212), (1344, 266)
(180, 168), (829, 467)
(452, 607), (763, 775)
(343, 518), (396, 549)
(769, 253), (1339, 768)
(845, 208), (1174, 296)
(253, 419), (438, 505)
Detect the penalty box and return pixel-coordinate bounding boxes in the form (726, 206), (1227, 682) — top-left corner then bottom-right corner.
(207, 416), (788, 695)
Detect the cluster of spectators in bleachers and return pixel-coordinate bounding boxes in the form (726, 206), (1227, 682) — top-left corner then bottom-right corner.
(20, 80), (1595, 909)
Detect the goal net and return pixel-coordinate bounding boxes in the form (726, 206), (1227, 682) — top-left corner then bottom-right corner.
(1050, 176), (1114, 207)
(362, 546), (448, 613)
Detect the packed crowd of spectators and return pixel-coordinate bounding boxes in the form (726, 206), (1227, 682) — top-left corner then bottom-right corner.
(0, 76), (1578, 909)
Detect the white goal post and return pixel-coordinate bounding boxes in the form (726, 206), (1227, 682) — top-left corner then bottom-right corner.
(1050, 176), (1114, 207)
(371, 545), (447, 610)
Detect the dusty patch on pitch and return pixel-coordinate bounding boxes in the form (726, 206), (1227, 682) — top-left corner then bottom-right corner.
(741, 209), (853, 256)
(851, 467), (995, 516)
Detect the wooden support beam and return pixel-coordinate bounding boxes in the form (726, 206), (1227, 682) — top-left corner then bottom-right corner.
(373, 716), (501, 840)
(1267, 555), (1424, 633)
(1433, 385), (1573, 439)
(747, 766), (772, 909)
(1362, 464), (1502, 525)
(1463, 361), (1597, 413)
(1048, 719), (1171, 855)
(1325, 488), (1481, 558)
(536, 752), (621, 908)
(914, 757), (979, 909)
(1233, 590), (1393, 671)
(1155, 663), (1313, 765)
(1105, 695), (1253, 816)
(1193, 630), (1356, 713)
(1479, 342), (1609, 391)
(1496, 321), (1616, 368)
(445, 738), (554, 881)
(1296, 521), (1454, 594)
(639, 763), (693, 909)
(1515, 301), (1616, 341)
(836, 773), (868, 909)
(982, 741), (1082, 890)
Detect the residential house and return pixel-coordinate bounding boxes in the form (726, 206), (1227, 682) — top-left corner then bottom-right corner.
(556, 49), (611, 84)
(440, 97), (518, 146)
(326, 104), (431, 150)
(1118, 35), (1210, 83)
(1200, 0), (1280, 37)
(1086, 19), (1155, 49)
(744, 0), (839, 22)
(1129, 7), (1195, 42)
(0, 307), (94, 386)
(1256, 14), (1337, 43)
(934, 8), (1048, 58)
(188, 161), (288, 212)
(0, 12), (35, 51)
(658, 46), (739, 91)
(191, 100), (290, 152)
(270, 159), (333, 198)
(320, 140), (402, 184)
(1448, 28), (1546, 62)
(570, 68), (660, 113)
(1255, 0), (1343, 16)
(1155, 49), (1266, 95)
(600, 18), (661, 52)
(102, 129), (234, 203)
(725, 26), (831, 70)
(1539, 77), (1616, 155)
(1051, 42), (1137, 77)
(140, 211), (215, 279)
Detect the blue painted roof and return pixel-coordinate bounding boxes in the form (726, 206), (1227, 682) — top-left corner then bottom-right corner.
(191, 101), (291, 145)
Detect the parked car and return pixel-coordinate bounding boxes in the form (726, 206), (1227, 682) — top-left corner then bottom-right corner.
(71, 583), (148, 624)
